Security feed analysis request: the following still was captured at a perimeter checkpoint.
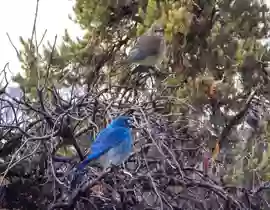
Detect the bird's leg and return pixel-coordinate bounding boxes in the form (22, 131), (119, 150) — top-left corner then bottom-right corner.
(107, 164), (132, 177)
(120, 163), (133, 178)
(109, 164), (119, 174)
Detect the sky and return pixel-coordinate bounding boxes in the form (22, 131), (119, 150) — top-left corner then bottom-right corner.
(0, 0), (270, 87)
(0, 0), (84, 85)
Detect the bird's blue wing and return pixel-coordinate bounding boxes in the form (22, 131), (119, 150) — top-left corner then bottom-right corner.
(100, 129), (132, 168)
(127, 35), (163, 62)
(75, 127), (131, 171)
(137, 35), (162, 53)
(90, 126), (130, 154)
(128, 48), (149, 62)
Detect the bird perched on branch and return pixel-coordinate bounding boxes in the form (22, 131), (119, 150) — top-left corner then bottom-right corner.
(120, 23), (166, 68)
(75, 116), (133, 172)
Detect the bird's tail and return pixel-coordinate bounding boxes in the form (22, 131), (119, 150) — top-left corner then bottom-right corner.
(70, 151), (106, 188)
(76, 158), (91, 172)
(70, 156), (95, 188)
(70, 168), (86, 189)
(76, 151), (105, 171)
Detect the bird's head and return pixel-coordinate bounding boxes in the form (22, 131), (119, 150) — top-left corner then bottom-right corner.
(149, 23), (165, 37)
(109, 116), (133, 128)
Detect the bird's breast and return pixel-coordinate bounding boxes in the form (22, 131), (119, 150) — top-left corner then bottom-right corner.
(99, 136), (132, 169)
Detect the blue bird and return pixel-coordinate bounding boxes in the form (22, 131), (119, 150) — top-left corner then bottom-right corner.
(76, 116), (133, 171)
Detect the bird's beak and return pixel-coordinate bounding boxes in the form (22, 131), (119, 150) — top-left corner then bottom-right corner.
(127, 118), (135, 128)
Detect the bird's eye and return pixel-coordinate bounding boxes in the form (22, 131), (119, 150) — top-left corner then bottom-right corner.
(127, 119), (132, 126)
(155, 29), (164, 33)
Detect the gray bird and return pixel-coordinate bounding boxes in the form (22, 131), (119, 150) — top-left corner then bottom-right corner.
(121, 23), (166, 68)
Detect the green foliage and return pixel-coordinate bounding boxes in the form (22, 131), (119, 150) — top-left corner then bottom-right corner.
(14, 0), (270, 189)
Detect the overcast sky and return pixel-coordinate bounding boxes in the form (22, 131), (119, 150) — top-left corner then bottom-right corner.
(0, 0), (270, 86)
(0, 0), (83, 85)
